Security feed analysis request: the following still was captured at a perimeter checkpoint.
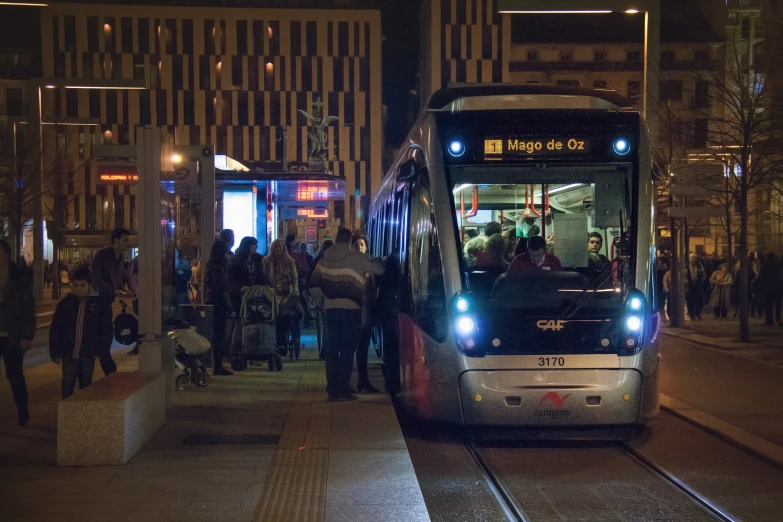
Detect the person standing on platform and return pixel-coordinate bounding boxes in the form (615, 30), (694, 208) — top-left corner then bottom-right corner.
(0, 239), (35, 426)
(49, 266), (113, 399)
(91, 228), (135, 353)
(352, 233), (380, 393)
(309, 228), (384, 401)
(205, 239), (234, 376)
(685, 252), (706, 321)
(229, 237), (265, 358)
(219, 229), (235, 255)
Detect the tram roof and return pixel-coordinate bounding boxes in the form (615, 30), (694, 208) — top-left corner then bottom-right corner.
(427, 84), (633, 112)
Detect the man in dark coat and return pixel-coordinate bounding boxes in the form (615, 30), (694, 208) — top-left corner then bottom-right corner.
(0, 239), (36, 426)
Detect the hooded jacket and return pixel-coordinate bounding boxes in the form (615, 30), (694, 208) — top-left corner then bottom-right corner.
(49, 292), (113, 360)
(308, 243), (385, 311)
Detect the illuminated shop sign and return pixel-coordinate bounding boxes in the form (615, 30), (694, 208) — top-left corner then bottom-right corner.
(98, 173), (139, 183)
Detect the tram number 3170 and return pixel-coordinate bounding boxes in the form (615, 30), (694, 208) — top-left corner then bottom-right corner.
(538, 357), (566, 367)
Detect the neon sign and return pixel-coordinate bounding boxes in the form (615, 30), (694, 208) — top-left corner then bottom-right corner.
(99, 174), (139, 183)
(296, 182), (329, 201)
(297, 208), (329, 218)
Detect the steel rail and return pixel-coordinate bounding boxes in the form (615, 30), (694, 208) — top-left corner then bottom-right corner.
(622, 444), (741, 522)
(464, 442), (533, 522)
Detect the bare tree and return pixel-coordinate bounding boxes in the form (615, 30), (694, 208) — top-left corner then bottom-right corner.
(695, 25), (783, 341)
(0, 113), (44, 261)
(42, 127), (82, 299)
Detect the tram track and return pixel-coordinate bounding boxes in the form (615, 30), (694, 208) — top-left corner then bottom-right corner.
(464, 440), (742, 522)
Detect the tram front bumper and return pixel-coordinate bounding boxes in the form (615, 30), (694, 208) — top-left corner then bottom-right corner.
(458, 369), (643, 427)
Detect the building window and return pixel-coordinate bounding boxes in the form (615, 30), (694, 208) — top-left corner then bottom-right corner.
(693, 118), (708, 148)
(5, 88), (23, 115)
(694, 50), (709, 62)
(560, 52), (571, 62)
(182, 19), (194, 55)
(594, 51), (604, 61)
(121, 18), (133, 53)
(527, 51), (537, 61)
(64, 16), (77, 51)
(593, 80), (607, 89)
(660, 80), (683, 101)
(627, 51), (641, 61)
(661, 50), (674, 61)
(66, 90), (79, 118)
(741, 17), (750, 38)
(556, 80), (580, 86)
(627, 80), (641, 104)
(236, 20), (248, 55)
(694, 80), (710, 108)
(138, 18), (150, 54)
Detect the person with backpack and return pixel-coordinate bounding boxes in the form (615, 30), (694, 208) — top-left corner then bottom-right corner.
(309, 228), (385, 401)
(49, 267), (114, 399)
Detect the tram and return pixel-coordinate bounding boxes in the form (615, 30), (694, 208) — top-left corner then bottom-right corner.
(368, 84), (661, 437)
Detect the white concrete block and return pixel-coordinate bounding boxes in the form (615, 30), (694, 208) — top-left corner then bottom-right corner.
(57, 372), (166, 467)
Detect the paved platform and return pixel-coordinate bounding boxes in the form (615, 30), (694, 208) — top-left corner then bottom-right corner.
(0, 335), (430, 522)
(660, 333), (783, 467)
(663, 315), (783, 367)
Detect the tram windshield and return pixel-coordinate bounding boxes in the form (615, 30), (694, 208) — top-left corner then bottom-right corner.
(451, 166), (634, 316)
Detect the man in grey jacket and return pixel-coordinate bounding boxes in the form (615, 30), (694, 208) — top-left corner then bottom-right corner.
(309, 228), (385, 401)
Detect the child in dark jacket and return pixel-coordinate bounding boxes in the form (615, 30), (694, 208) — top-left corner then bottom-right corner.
(50, 266), (114, 399)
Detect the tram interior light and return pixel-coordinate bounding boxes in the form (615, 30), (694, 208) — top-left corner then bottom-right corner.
(613, 138), (630, 156)
(448, 140), (466, 157)
(626, 316), (642, 332)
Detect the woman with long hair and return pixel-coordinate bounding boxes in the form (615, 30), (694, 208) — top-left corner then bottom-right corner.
(229, 237), (265, 357)
(204, 239), (234, 375)
(264, 239), (303, 354)
(708, 262), (733, 319)
(263, 239), (299, 295)
(0, 239), (35, 425)
(352, 233), (379, 393)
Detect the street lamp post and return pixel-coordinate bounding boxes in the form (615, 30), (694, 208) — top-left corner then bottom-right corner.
(496, 0), (661, 139)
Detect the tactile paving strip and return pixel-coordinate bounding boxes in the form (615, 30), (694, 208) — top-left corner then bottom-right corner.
(253, 355), (331, 522)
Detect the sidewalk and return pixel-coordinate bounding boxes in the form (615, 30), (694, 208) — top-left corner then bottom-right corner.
(35, 295), (62, 329)
(0, 336), (429, 522)
(662, 315), (783, 367)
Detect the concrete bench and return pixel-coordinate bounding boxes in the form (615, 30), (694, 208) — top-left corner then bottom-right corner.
(57, 372), (166, 467)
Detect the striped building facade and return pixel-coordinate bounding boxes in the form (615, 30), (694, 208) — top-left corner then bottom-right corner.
(39, 3), (382, 235)
(420, 0), (509, 105)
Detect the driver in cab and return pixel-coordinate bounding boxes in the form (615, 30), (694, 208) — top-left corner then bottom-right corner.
(587, 232), (611, 273)
(506, 235), (562, 275)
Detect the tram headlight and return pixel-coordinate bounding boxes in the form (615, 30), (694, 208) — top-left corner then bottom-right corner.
(448, 140), (466, 157)
(456, 297), (469, 313)
(626, 316), (642, 332)
(456, 316), (476, 335)
(613, 138), (631, 156)
(625, 290), (646, 313)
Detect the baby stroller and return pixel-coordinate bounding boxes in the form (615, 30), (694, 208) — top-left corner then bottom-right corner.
(232, 286), (283, 371)
(277, 293), (304, 361)
(172, 321), (212, 390)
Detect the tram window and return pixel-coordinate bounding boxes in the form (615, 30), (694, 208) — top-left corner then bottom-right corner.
(451, 173), (633, 306)
(407, 171), (447, 342)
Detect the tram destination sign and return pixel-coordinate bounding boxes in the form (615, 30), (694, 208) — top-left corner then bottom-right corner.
(484, 138), (591, 157)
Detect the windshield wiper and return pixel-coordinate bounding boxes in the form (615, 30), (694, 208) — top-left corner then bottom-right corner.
(559, 256), (630, 320)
